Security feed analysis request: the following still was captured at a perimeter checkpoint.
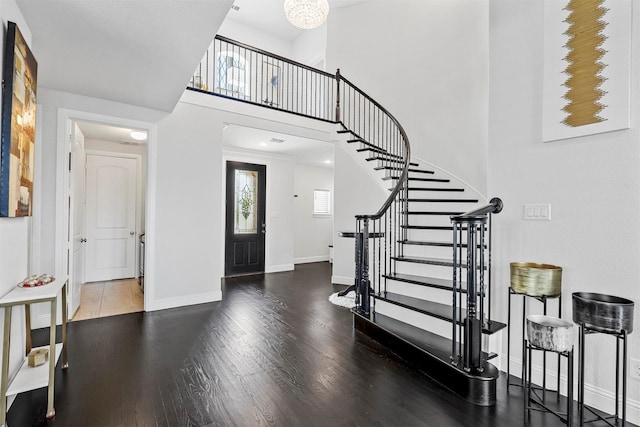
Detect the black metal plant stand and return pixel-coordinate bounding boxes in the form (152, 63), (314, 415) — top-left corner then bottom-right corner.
(507, 288), (562, 396)
(523, 339), (574, 426)
(577, 326), (629, 427)
(572, 291), (634, 427)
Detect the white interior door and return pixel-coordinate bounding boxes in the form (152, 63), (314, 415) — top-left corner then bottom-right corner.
(85, 154), (138, 282)
(69, 123), (86, 316)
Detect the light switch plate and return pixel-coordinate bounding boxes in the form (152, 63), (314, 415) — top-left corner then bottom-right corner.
(523, 204), (551, 221)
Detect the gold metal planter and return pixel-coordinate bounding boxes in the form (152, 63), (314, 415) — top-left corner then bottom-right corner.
(510, 262), (562, 297)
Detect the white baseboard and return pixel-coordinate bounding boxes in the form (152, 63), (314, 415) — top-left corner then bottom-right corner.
(503, 354), (640, 425)
(265, 264), (294, 273)
(147, 291), (222, 312)
(294, 255), (329, 264)
(331, 275), (353, 286)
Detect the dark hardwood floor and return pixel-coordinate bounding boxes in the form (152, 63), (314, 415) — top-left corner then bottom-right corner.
(7, 262), (631, 426)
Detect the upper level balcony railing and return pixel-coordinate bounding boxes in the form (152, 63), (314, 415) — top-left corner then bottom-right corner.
(189, 35), (337, 123)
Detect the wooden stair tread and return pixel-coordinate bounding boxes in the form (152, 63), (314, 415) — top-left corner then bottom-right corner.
(383, 272), (466, 292)
(367, 156), (418, 166)
(374, 166), (434, 174)
(401, 225), (455, 230)
(375, 292), (505, 335)
(400, 198), (479, 203)
(354, 311), (499, 406)
(399, 240), (459, 247)
(398, 240), (485, 249)
(404, 187), (464, 192)
(368, 312), (497, 361)
(391, 256), (487, 270)
(403, 211), (463, 216)
(391, 256), (458, 267)
(357, 146), (393, 156)
(382, 176), (450, 183)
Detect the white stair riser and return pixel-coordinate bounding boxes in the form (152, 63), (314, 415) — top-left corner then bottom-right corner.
(384, 281), (463, 307)
(375, 299), (454, 340)
(403, 228), (457, 242)
(393, 262), (453, 278)
(403, 202), (482, 213)
(402, 215), (454, 227)
(401, 244), (460, 259)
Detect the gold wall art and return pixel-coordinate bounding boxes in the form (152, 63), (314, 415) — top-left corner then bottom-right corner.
(542, 0), (630, 142)
(562, 0), (607, 127)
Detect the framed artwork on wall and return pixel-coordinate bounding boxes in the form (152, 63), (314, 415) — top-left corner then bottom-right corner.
(262, 61), (281, 107)
(542, 0), (631, 142)
(1, 21), (38, 217)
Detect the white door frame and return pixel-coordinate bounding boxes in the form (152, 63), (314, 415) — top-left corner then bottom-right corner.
(85, 150), (143, 281)
(55, 108), (157, 318)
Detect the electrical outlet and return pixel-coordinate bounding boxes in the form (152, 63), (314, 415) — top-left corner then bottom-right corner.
(632, 358), (640, 380)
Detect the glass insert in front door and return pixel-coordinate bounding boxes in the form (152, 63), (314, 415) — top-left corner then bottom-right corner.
(234, 169), (258, 234)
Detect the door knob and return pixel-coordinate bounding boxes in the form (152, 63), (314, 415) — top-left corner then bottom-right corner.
(80, 238), (86, 243)
(130, 231), (135, 236)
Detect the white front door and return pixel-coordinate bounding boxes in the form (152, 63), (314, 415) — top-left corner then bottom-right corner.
(69, 123), (86, 316)
(85, 154), (138, 282)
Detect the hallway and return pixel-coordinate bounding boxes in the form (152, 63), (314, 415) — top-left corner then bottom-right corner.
(72, 279), (143, 321)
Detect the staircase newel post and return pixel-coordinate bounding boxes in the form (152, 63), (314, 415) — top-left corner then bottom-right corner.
(354, 219), (363, 311)
(335, 68), (341, 123)
(464, 220), (479, 371)
(451, 220), (459, 365)
(360, 217), (371, 315)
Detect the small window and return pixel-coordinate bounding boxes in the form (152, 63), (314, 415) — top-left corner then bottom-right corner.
(313, 189), (331, 216)
(215, 52), (248, 95)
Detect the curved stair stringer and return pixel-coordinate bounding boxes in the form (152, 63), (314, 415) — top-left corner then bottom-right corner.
(409, 155), (488, 204)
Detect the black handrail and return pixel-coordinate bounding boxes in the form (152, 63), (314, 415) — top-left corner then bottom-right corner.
(214, 35), (336, 79)
(339, 73), (412, 221)
(451, 197), (503, 220)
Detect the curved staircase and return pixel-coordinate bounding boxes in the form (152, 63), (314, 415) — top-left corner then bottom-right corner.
(189, 35), (505, 407)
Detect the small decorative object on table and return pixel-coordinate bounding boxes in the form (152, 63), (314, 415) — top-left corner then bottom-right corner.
(27, 348), (49, 367)
(17, 274), (55, 288)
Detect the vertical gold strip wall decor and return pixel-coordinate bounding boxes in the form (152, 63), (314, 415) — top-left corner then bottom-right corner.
(562, 0), (608, 127)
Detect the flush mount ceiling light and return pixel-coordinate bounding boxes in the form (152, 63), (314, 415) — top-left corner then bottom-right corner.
(284, 0), (329, 30)
(130, 130), (147, 141)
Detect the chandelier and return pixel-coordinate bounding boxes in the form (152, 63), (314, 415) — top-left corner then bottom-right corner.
(284, 0), (330, 30)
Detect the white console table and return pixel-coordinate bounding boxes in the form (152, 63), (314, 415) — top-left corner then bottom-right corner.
(0, 278), (68, 426)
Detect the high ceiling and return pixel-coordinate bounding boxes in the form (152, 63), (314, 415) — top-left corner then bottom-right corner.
(16, 0), (361, 164)
(226, 0), (368, 43)
(16, 0), (234, 112)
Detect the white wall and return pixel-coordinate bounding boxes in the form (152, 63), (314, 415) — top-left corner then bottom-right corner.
(291, 23), (327, 68)
(152, 102), (224, 308)
(331, 142), (387, 285)
(489, 0), (640, 423)
(325, 0), (489, 194)
(0, 3), (36, 406)
(218, 18), (293, 59)
(293, 163), (333, 264)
